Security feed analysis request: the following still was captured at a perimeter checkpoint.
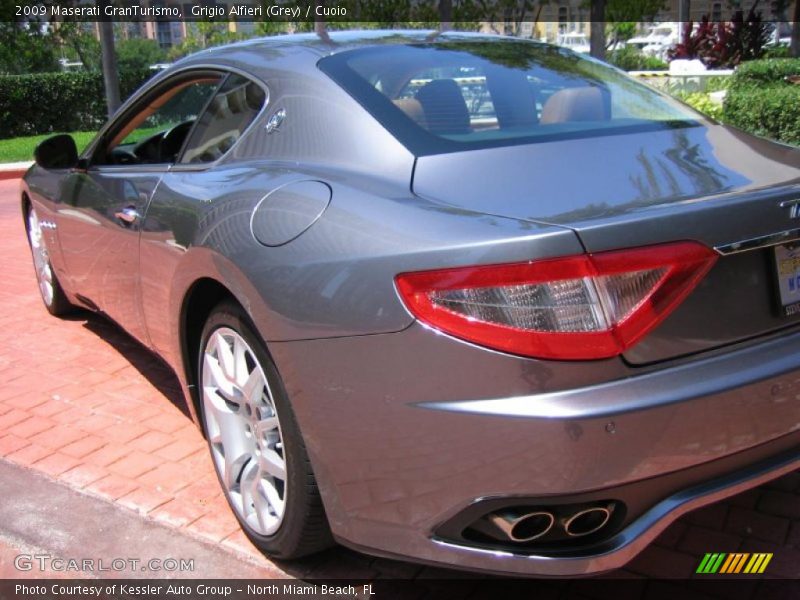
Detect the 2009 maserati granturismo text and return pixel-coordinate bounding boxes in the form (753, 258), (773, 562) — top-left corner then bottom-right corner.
(20, 31), (800, 576)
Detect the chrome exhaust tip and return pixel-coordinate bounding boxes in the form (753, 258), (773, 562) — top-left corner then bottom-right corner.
(489, 510), (555, 542)
(563, 506), (611, 537)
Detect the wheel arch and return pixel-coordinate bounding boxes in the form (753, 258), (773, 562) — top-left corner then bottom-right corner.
(178, 276), (239, 431)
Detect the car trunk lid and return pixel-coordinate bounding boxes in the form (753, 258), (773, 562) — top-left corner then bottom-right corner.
(412, 124), (800, 364)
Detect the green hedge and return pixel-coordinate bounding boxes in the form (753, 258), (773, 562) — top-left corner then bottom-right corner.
(723, 58), (800, 146)
(728, 58), (800, 90)
(724, 86), (800, 145)
(0, 69), (155, 138)
(677, 91), (725, 121)
(608, 46), (668, 71)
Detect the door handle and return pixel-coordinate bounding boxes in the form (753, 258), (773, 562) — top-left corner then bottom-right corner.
(114, 206), (141, 225)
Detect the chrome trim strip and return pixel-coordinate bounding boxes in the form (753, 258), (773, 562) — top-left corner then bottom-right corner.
(714, 228), (800, 255)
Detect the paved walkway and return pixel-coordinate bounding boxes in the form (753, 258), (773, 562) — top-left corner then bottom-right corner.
(0, 459), (279, 579)
(1, 178), (800, 589)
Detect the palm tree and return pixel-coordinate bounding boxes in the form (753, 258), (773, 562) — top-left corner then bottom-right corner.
(590, 0), (606, 59)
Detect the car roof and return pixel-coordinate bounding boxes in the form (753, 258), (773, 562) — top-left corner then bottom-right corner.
(171, 29), (522, 79)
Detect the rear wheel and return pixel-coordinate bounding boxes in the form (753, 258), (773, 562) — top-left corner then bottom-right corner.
(198, 301), (332, 558)
(26, 207), (73, 316)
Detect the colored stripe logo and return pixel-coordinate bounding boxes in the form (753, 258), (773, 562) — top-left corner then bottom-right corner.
(696, 552), (773, 574)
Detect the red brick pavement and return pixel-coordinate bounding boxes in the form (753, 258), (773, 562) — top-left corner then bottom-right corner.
(2, 178), (800, 586)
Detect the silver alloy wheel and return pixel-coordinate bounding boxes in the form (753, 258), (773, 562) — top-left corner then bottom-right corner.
(27, 208), (54, 306)
(202, 327), (287, 535)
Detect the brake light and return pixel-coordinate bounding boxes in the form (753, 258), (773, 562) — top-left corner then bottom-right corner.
(395, 242), (717, 360)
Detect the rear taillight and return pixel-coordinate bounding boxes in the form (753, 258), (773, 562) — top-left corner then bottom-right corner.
(395, 242), (718, 360)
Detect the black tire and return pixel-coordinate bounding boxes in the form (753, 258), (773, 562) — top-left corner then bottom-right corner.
(25, 205), (74, 317)
(198, 300), (332, 559)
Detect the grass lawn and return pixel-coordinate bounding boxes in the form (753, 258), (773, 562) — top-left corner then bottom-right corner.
(0, 131), (97, 163)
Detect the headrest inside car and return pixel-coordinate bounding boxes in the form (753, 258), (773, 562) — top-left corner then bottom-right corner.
(540, 87), (610, 124)
(413, 79), (471, 134)
(393, 98), (428, 129)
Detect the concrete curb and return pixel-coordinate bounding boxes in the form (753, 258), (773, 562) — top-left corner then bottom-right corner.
(0, 162), (32, 181)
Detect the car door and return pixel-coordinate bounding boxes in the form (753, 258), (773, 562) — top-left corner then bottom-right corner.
(136, 72), (269, 359)
(56, 71), (223, 344)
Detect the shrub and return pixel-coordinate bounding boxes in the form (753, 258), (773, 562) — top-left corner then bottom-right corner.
(723, 85), (800, 145)
(728, 57), (800, 89)
(676, 91), (725, 121)
(608, 46), (668, 71)
(116, 38), (167, 72)
(0, 68), (154, 138)
(668, 8), (772, 68)
(704, 75), (732, 93)
(722, 58), (800, 146)
(762, 44), (792, 59)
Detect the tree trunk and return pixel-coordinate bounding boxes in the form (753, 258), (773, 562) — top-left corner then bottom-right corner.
(792, 0), (800, 58)
(97, 4), (120, 118)
(439, 0), (452, 31)
(314, 1), (331, 44)
(70, 38), (91, 71)
(590, 0), (606, 60)
(678, 0), (691, 23)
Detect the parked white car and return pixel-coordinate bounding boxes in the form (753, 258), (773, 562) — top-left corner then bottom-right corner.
(556, 32), (590, 54)
(625, 23), (680, 60)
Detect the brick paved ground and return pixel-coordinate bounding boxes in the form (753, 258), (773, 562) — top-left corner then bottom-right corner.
(1, 177), (800, 590)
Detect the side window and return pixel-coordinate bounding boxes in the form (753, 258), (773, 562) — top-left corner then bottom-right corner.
(97, 76), (222, 166)
(179, 74), (266, 164)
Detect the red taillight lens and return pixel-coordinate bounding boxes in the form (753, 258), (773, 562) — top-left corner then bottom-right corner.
(395, 242), (718, 360)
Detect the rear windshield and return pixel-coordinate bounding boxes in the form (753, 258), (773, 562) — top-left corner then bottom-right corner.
(318, 40), (700, 155)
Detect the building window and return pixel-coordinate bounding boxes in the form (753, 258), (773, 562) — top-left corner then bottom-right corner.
(156, 21), (172, 48)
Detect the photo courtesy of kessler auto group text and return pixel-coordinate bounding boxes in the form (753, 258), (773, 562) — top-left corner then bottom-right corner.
(0, 0), (799, 598)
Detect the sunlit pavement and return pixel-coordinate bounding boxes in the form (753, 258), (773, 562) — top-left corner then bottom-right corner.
(1, 178), (800, 590)
(0, 459), (280, 579)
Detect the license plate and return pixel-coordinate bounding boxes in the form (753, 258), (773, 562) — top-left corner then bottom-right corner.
(774, 243), (800, 316)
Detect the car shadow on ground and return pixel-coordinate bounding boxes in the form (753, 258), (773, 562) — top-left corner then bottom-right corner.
(72, 309), (191, 418)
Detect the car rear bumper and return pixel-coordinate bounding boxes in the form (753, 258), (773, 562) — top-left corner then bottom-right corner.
(269, 323), (800, 577)
(344, 443), (800, 577)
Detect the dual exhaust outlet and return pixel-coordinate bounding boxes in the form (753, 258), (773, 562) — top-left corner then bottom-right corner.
(487, 504), (613, 543)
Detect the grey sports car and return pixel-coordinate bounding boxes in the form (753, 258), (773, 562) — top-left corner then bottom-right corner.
(21, 30), (800, 577)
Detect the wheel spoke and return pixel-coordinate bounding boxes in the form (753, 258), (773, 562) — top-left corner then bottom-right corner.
(241, 367), (265, 407)
(203, 390), (250, 489)
(214, 332), (235, 381)
(203, 353), (235, 400)
(259, 447), (286, 481)
(233, 336), (249, 386)
(261, 477), (285, 517)
(203, 395), (223, 444)
(250, 476), (272, 532)
(254, 416), (279, 437)
(221, 445), (250, 491)
(239, 459), (260, 521)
